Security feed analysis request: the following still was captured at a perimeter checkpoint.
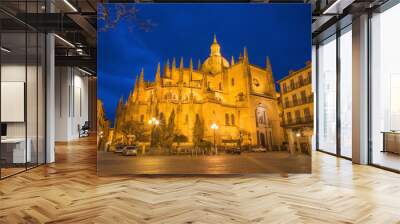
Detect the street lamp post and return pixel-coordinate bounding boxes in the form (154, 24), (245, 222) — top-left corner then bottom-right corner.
(296, 132), (301, 153)
(210, 123), (219, 155)
(148, 117), (159, 126)
(148, 117), (160, 151)
(239, 131), (243, 151)
(148, 117), (160, 138)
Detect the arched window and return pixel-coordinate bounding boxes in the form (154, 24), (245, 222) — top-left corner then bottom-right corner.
(231, 114), (235, 125)
(298, 75), (303, 85)
(225, 113), (230, 125)
(140, 114), (144, 123)
(185, 114), (189, 124)
(231, 78), (234, 86)
(219, 82), (222, 90)
(292, 94), (298, 105)
(165, 92), (172, 100)
(159, 112), (165, 121)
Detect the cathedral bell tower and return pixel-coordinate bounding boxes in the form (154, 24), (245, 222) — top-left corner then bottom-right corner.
(201, 35), (230, 75)
(210, 35), (221, 57)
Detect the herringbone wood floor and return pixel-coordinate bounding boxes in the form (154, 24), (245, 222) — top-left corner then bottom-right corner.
(1, 136), (399, 224)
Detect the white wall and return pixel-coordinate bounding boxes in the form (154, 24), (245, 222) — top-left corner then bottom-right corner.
(1, 63), (46, 164)
(55, 67), (89, 141)
(1, 65), (41, 138)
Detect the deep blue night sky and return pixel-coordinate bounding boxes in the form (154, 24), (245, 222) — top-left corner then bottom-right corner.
(98, 3), (311, 123)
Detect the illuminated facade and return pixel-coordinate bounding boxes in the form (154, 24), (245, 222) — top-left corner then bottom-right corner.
(113, 36), (284, 149)
(278, 62), (313, 154)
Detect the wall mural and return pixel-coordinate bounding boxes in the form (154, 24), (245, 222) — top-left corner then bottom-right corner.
(97, 3), (312, 175)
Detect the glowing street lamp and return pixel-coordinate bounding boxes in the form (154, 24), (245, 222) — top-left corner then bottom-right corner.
(211, 123), (219, 155)
(148, 117), (160, 150)
(148, 117), (159, 126)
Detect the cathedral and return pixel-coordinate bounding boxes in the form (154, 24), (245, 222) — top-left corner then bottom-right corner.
(113, 35), (284, 150)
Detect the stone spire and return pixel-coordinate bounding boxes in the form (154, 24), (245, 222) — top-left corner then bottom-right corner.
(172, 57), (176, 72)
(179, 57), (184, 70)
(179, 57), (184, 82)
(155, 62), (161, 86)
(171, 57), (176, 80)
(197, 59), (201, 71)
(139, 68), (145, 89)
(127, 91), (132, 105)
(266, 57), (272, 72)
(189, 58), (193, 81)
(133, 74), (139, 101)
(231, 56), (235, 66)
(163, 59), (170, 78)
(243, 47), (249, 64)
(266, 56), (275, 93)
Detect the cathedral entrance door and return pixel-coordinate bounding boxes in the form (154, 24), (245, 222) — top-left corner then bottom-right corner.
(260, 132), (266, 148)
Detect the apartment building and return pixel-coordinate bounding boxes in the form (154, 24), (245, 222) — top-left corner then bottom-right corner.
(278, 62), (313, 154)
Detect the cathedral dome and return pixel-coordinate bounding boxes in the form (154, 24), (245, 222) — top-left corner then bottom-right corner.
(202, 35), (229, 74)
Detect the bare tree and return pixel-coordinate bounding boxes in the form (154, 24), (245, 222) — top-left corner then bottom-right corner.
(98, 4), (157, 33)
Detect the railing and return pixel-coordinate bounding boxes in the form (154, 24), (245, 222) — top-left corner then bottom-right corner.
(283, 95), (313, 109)
(282, 77), (312, 93)
(284, 116), (313, 126)
(145, 81), (202, 89)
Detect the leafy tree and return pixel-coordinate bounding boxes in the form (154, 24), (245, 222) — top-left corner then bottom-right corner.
(150, 124), (161, 147)
(161, 110), (176, 151)
(174, 134), (188, 148)
(199, 140), (212, 152)
(120, 120), (147, 145)
(192, 115), (204, 149)
(97, 99), (110, 151)
(112, 97), (124, 145)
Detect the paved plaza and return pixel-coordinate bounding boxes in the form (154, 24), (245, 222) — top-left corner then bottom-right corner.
(98, 151), (311, 175)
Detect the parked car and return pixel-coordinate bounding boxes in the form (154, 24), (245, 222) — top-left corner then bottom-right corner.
(122, 145), (138, 156)
(251, 147), (267, 153)
(226, 147), (241, 155)
(114, 144), (125, 153)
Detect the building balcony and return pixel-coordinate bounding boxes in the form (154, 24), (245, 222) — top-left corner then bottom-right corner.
(282, 77), (312, 93)
(283, 95), (313, 109)
(282, 116), (313, 127)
